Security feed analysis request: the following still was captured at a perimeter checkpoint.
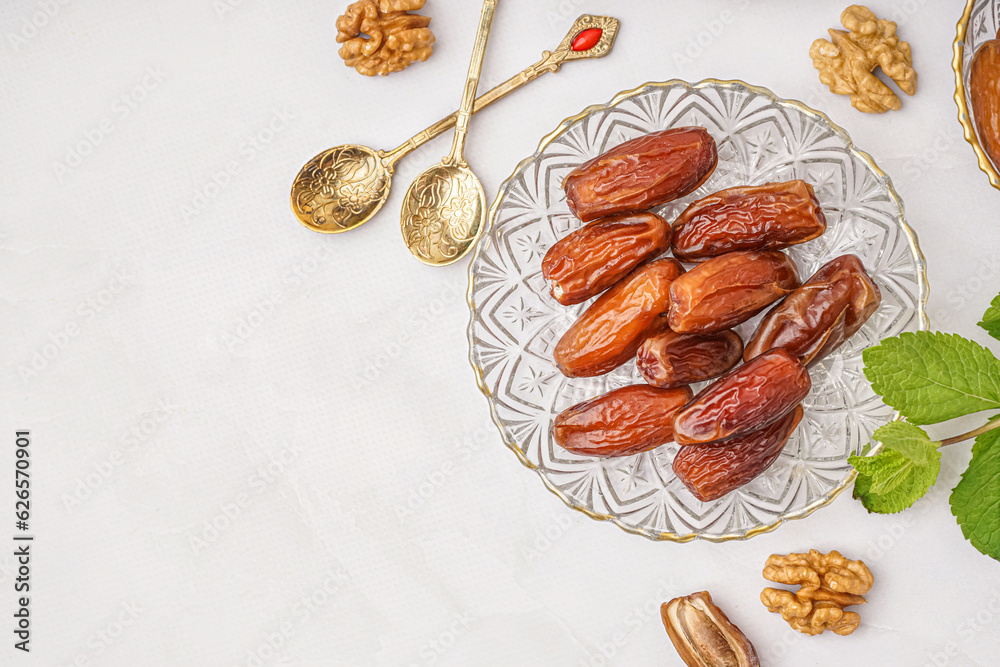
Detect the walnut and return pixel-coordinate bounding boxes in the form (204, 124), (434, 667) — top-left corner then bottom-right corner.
(760, 549), (874, 636)
(810, 5), (916, 113)
(336, 0), (434, 77)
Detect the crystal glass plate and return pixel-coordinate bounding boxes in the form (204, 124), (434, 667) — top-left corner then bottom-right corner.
(467, 79), (928, 542)
(955, 0), (1000, 190)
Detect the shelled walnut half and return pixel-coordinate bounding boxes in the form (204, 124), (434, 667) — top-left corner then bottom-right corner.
(761, 550), (874, 636)
(336, 0), (435, 77)
(810, 5), (916, 113)
(661, 591), (760, 667)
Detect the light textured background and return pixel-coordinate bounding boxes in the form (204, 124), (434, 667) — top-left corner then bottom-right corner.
(1, 0), (998, 665)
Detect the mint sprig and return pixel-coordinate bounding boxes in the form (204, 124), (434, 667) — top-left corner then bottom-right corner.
(849, 422), (940, 514)
(853, 294), (1000, 562)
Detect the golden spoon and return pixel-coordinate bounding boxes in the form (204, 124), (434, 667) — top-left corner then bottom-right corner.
(290, 14), (619, 235)
(398, 0), (498, 266)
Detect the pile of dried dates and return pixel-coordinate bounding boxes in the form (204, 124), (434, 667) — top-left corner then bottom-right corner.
(545, 126), (882, 502)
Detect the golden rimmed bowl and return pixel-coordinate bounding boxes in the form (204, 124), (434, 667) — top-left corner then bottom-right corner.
(466, 79), (929, 543)
(955, 0), (1000, 190)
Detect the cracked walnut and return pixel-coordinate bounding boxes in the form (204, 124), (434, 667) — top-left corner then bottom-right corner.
(761, 549), (874, 636)
(810, 5), (916, 113)
(336, 0), (435, 77)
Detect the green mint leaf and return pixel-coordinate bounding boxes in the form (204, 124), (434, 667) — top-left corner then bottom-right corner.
(849, 421), (941, 514)
(979, 293), (1000, 343)
(950, 423), (1000, 561)
(863, 331), (1000, 424)
(870, 421), (939, 467)
(852, 449), (912, 494)
(852, 472), (907, 514)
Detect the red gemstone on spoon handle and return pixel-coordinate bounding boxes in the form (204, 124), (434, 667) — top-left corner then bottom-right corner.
(572, 28), (603, 52)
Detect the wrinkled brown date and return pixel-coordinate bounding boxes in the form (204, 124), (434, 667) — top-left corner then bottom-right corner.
(671, 180), (827, 261)
(554, 385), (694, 457)
(745, 254), (882, 365)
(668, 251), (801, 334)
(673, 405), (803, 501)
(563, 127), (718, 223)
(554, 259), (684, 377)
(637, 330), (744, 389)
(672, 348), (811, 446)
(542, 212), (672, 306)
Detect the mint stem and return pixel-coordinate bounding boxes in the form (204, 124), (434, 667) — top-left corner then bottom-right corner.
(939, 418), (1000, 447)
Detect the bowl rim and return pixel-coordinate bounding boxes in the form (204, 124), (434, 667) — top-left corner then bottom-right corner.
(954, 0), (1000, 190)
(465, 77), (930, 543)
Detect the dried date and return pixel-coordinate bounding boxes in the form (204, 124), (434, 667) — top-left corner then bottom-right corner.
(661, 591), (761, 667)
(668, 251), (801, 334)
(554, 385), (694, 457)
(673, 405), (803, 501)
(637, 330), (744, 389)
(672, 348), (811, 446)
(542, 212), (672, 306)
(554, 259), (684, 377)
(971, 37), (1000, 170)
(564, 127), (718, 222)
(671, 180), (827, 261)
(744, 254), (881, 365)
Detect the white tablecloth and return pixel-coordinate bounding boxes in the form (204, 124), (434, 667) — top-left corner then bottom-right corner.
(2, 0), (999, 664)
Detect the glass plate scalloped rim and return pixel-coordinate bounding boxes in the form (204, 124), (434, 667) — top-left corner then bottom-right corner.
(466, 78), (929, 543)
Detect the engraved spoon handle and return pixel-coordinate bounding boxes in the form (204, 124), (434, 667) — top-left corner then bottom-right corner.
(381, 15), (620, 167)
(445, 0), (498, 168)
